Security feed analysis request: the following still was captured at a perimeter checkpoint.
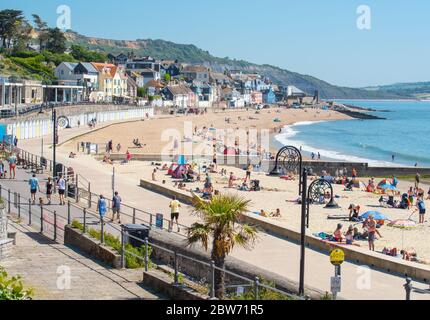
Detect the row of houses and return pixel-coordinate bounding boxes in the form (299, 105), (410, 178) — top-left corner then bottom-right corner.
(0, 53), (314, 115)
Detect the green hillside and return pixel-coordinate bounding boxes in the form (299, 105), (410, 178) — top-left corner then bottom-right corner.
(363, 82), (430, 99)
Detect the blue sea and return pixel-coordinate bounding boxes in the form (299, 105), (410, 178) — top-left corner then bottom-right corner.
(274, 100), (430, 167)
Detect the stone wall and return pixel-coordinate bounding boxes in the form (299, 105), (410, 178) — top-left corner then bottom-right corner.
(0, 205), (14, 260)
(140, 178), (430, 283)
(109, 153), (430, 177)
(64, 226), (122, 269)
(148, 228), (326, 299)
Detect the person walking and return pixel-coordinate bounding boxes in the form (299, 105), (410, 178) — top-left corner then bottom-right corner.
(415, 172), (421, 189)
(97, 195), (107, 223)
(13, 136), (18, 147)
(245, 163), (253, 183)
(46, 177), (53, 205)
(169, 196), (181, 232)
(111, 191), (122, 223)
(57, 173), (66, 205)
(415, 196), (426, 224)
(29, 174), (40, 204)
(8, 153), (17, 179)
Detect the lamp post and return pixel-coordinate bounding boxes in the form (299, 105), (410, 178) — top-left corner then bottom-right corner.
(270, 146), (338, 296)
(52, 107), (57, 178)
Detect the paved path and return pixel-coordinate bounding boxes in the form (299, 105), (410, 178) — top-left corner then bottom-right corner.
(1, 221), (164, 300)
(9, 118), (430, 300)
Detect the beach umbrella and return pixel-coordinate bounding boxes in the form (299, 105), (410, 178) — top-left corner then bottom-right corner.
(360, 211), (389, 221)
(387, 219), (416, 228)
(378, 183), (397, 191)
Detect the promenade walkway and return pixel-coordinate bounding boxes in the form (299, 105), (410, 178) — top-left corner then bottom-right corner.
(1, 220), (164, 300)
(12, 115), (430, 300)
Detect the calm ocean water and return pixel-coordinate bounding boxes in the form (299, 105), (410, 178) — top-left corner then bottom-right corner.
(274, 100), (430, 167)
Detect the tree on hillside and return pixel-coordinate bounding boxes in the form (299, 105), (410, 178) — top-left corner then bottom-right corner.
(70, 44), (107, 62)
(32, 14), (48, 52)
(187, 194), (258, 299)
(137, 87), (147, 98)
(11, 19), (33, 52)
(0, 9), (25, 49)
(45, 28), (66, 54)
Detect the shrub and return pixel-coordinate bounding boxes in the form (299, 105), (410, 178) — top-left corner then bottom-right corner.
(0, 267), (33, 300)
(228, 277), (294, 300)
(71, 220), (152, 269)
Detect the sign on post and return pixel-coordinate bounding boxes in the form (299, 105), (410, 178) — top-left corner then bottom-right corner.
(331, 276), (341, 294)
(330, 248), (345, 266)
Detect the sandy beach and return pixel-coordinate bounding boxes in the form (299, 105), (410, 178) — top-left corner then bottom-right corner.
(59, 107), (430, 262)
(62, 107), (350, 155)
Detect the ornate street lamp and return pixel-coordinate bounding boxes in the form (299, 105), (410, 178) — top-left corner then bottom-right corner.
(269, 145), (303, 195)
(270, 146), (339, 296)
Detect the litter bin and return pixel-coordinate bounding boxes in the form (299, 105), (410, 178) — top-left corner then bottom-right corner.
(67, 183), (76, 198)
(123, 224), (150, 248)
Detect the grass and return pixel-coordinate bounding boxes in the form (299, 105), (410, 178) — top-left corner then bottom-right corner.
(71, 220), (153, 269)
(228, 277), (295, 300)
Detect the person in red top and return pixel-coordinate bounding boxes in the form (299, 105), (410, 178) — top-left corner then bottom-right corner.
(125, 150), (132, 163)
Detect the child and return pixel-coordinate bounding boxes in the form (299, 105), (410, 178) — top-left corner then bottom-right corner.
(345, 225), (354, 245)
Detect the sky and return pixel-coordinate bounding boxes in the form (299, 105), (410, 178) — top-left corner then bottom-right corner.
(1, 0), (430, 88)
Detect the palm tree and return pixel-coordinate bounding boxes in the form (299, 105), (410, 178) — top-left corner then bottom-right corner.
(187, 193), (258, 299)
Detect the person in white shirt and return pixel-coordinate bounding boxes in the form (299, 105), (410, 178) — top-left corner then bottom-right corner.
(57, 173), (66, 205)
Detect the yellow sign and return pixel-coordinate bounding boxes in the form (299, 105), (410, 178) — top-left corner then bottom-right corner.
(330, 249), (345, 265)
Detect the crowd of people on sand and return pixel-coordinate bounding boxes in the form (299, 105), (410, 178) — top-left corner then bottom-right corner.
(99, 138), (136, 165)
(308, 166), (429, 263)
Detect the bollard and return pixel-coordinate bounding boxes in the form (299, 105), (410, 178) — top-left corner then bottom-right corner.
(67, 201), (71, 225)
(144, 238), (149, 272)
(53, 211), (57, 241)
(28, 199), (32, 225)
(254, 277), (260, 300)
(40, 205), (44, 233)
(100, 216), (104, 244)
(133, 208), (136, 224)
(7, 189), (10, 213)
(17, 194), (21, 219)
(174, 251), (179, 285)
(404, 277), (412, 300)
(88, 182), (91, 208)
(83, 208), (87, 234)
(210, 261), (216, 299)
(75, 175), (79, 203)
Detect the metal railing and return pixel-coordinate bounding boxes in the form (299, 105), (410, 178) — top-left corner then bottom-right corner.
(5, 146), (185, 237)
(1, 179), (304, 300)
(1, 186), (67, 242)
(404, 277), (430, 300)
(1, 145), (307, 300)
(118, 228), (303, 300)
